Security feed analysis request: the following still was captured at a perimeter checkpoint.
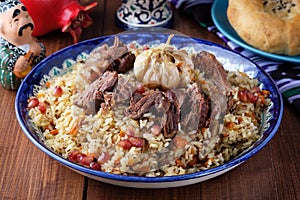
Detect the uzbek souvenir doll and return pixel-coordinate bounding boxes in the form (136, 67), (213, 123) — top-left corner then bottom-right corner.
(0, 0), (45, 90)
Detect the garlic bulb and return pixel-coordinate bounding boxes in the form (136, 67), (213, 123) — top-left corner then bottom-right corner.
(134, 35), (195, 89)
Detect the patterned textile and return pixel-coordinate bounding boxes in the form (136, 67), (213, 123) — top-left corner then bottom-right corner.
(169, 0), (213, 10)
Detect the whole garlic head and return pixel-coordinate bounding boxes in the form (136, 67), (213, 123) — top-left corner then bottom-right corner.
(134, 35), (195, 89)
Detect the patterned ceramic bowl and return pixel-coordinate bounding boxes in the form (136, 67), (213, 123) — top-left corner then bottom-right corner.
(115, 0), (173, 29)
(15, 31), (283, 188)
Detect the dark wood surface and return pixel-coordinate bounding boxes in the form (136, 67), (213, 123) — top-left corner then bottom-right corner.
(1, 1), (299, 199)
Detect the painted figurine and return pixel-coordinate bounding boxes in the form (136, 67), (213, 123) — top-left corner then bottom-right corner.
(0, 0), (45, 90)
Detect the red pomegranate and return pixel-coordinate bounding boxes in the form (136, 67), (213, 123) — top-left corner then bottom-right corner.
(21, 0), (98, 43)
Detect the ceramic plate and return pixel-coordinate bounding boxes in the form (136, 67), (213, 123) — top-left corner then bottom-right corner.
(211, 0), (300, 64)
(15, 31), (283, 188)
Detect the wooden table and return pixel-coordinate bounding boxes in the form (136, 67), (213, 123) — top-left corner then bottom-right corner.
(1, 1), (299, 199)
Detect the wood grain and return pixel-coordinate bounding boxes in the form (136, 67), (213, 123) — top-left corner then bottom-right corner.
(0, 0), (299, 199)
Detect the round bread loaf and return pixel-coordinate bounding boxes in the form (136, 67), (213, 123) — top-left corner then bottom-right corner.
(227, 0), (300, 56)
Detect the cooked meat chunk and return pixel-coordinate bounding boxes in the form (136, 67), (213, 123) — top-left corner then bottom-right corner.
(107, 52), (136, 74)
(80, 37), (128, 82)
(199, 97), (210, 128)
(192, 51), (232, 92)
(181, 83), (210, 132)
(112, 76), (136, 103)
(124, 89), (181, 138)
(124, 90), (163, 120)
(74, 71), (118, 114)
(162, 90), (181, 138)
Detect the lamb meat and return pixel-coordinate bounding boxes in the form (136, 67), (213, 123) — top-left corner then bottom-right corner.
(181, 83), (210, 132)
(124, 89), (181, 138)
(161, 90), (181, 138)
(124, 90), (163, 120)
(74, 71), (118, 114)
(112, 76), (136, 103)
(107, 52), (136, 74)
(192, 51), (232, 92)
(80, 37), (128, 82)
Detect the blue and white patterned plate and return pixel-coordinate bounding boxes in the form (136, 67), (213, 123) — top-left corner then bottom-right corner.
(15, 32), (283, 188)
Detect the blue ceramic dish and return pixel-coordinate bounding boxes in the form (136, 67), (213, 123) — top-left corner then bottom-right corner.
(15, 32), (283, 188)
(212, 0), (300, 64)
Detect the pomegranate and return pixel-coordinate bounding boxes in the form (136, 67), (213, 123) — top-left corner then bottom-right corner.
(20, 0), (98, 43)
